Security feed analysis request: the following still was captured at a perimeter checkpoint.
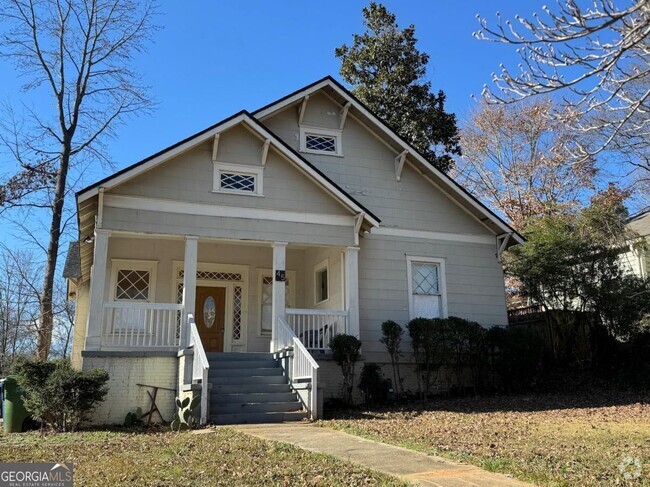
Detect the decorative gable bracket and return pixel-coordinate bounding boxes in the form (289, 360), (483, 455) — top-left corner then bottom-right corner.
(212, 134), (220, 162)
(395, 150), (408, 181)
(354, 212), (365, 246)
(496, 233), (512, 262)
(261, 139), (271, 166)
(298, 95), (310, 125)
(339, 102), (351, 130)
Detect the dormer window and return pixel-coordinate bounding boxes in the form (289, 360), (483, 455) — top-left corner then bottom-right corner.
(213, 162), (264, 196)
(300, 126), (342, 156)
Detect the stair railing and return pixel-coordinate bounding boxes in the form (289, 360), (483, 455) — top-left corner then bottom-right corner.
(188, 314), (210, 424)
(274, 316), (320, 420)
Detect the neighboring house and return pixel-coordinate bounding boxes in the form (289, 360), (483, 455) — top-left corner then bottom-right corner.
(621, 210), (650, 278)
(64, 76), (522, 425)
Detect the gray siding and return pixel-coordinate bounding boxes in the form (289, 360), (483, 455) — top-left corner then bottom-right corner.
(358, 233), (508, 362)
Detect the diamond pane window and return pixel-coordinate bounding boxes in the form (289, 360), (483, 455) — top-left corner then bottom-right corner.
(411, 263), (440, 296)
(220, 172), (255, 192)
(233, 286), (242, 340)
(261, 275), (291, 333)
(305, 134), (336, 153)
(115, 270), (150, 301)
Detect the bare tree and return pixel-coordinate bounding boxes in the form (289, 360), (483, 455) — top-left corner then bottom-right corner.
(457, 99), (597, 230)
(0, 247), (40, 373)
(475, 1), (650, 165)
(0, 0), (157, 359)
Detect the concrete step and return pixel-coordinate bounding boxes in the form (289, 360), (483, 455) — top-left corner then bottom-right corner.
(209, 359), (278, 369)
(210, 411), (307, 425)
(211, 383), (292, 395)
(209, 367), (283, 378)
(212, 392), (298, 404)
(208, 375), (287, 385)
(212, 401), (303, 415)
(206, 352), (274, 361)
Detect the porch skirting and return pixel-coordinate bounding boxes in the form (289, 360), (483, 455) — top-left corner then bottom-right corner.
(81, 355), (177, 425)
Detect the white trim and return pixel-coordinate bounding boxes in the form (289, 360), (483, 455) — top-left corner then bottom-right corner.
(298, 95), (310, 125)
(110, 259), (158, 303)
(211, 134), (220, 162)
(212, 161), (264, 196)
(261, 139), (271, 166)
(299, 126), (343, 157)
(255, 79), (522, 244)
(103, 194), (355, 227)
(395, 150), (407, 182)
(77, 112), (379, 228)
(78, 113), (248, 202)
(339, 102), (352, 130)
(257, 268), (296, 337)
(406, 256), (448, 320)
(313, 258), (330, 305)
(172, 261), (249, 351)
(372, 226), (495, 245)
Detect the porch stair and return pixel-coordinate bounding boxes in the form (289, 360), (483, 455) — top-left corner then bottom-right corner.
(207, 352), (307, 425)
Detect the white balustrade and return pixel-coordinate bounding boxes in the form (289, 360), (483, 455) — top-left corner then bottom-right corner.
(102, 302), (183, 348)
(285, 309), (348, 351)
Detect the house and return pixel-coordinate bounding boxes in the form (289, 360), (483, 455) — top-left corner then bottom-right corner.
(64, 76), (523, 425)
(621, 210), (650, 277)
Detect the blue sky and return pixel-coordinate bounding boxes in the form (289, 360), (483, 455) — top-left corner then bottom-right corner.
(1, 0), (527, 188)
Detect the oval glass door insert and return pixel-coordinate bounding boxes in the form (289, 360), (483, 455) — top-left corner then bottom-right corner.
(203, 296), (216, 328)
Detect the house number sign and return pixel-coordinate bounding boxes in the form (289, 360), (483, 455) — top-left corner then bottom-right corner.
(275, 270), (286, 282)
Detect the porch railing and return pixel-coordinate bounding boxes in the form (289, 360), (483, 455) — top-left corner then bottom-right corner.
(285, 309), (348, 351)
(102, 302), (183, 348)
(188, 314), (210, 425)
(273, 316), (319, 420)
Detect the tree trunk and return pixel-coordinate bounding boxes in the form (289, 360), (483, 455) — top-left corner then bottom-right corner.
(36, 147), (70, 360)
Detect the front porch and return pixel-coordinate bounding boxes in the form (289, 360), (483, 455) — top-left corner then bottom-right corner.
(82, 231), (358, 354)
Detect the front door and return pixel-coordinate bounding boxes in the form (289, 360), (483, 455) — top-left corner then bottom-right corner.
(195, 286), (226, 352)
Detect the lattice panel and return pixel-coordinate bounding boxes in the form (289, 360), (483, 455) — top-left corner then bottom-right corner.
(233, 286), (242, 340)
(220, 172), (255, 192)
(115, 270), (150, 301)
(412, 263), (440, 295)
(178, 270), (242, 282)
(306, 134), (336, 152)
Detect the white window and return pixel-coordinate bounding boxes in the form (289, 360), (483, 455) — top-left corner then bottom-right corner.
(258, 270), (295, 335)
(110, 260), (158, 331)
(213, 162), (264, 196)
(111, 260), (157, 302)
(407, 257), (447, 320)
(299, 126), (342, 156)
(314, 259), (329, 304)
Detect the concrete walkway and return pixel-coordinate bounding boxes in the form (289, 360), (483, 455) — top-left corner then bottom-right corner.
(232, 423), (533, 487)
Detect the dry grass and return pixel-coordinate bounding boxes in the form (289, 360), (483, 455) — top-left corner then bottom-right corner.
(322, 392), (650, 486)
(0, 427), (407, 486)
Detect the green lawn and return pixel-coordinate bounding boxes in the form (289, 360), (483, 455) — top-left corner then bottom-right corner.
(0, 427), (407, 486)
(322, 392), (650, 487)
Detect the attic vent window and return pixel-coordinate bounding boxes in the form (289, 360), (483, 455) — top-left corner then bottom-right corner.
(221, 172), (255, 192)
(300, 126), (343, 156)
(306, 134), (336, 153)
(213, 162), (264, 196)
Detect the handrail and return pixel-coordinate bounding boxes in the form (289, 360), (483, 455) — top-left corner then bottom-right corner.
(188, 314), (209, 425)
(286, 308), (348, 316)
(275, 316), (319, 419)
(104, 302), (183, 310)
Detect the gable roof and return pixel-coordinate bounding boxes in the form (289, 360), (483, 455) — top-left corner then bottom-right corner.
(628, 209), (650, 237)
(76, 110), (380, 227)
(254, 75), (524, 246)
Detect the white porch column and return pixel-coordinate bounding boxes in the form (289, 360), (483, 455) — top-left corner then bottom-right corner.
(344, 246), (360, 338)
(271, 242), (288, 351)
(84, 229), (111, 351)
(181, 236), (199, 348)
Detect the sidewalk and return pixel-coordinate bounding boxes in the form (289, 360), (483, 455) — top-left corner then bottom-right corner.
(232, 423), (534, 487)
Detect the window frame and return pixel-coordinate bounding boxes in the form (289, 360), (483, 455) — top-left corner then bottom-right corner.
(257, 269), (296, 336)
(212, 161), (264, 196)
(299, 126), (343, 157)
(110, 259), (158, 303)
(406, 256), (448, 320)
(313, 258), (330, 305)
